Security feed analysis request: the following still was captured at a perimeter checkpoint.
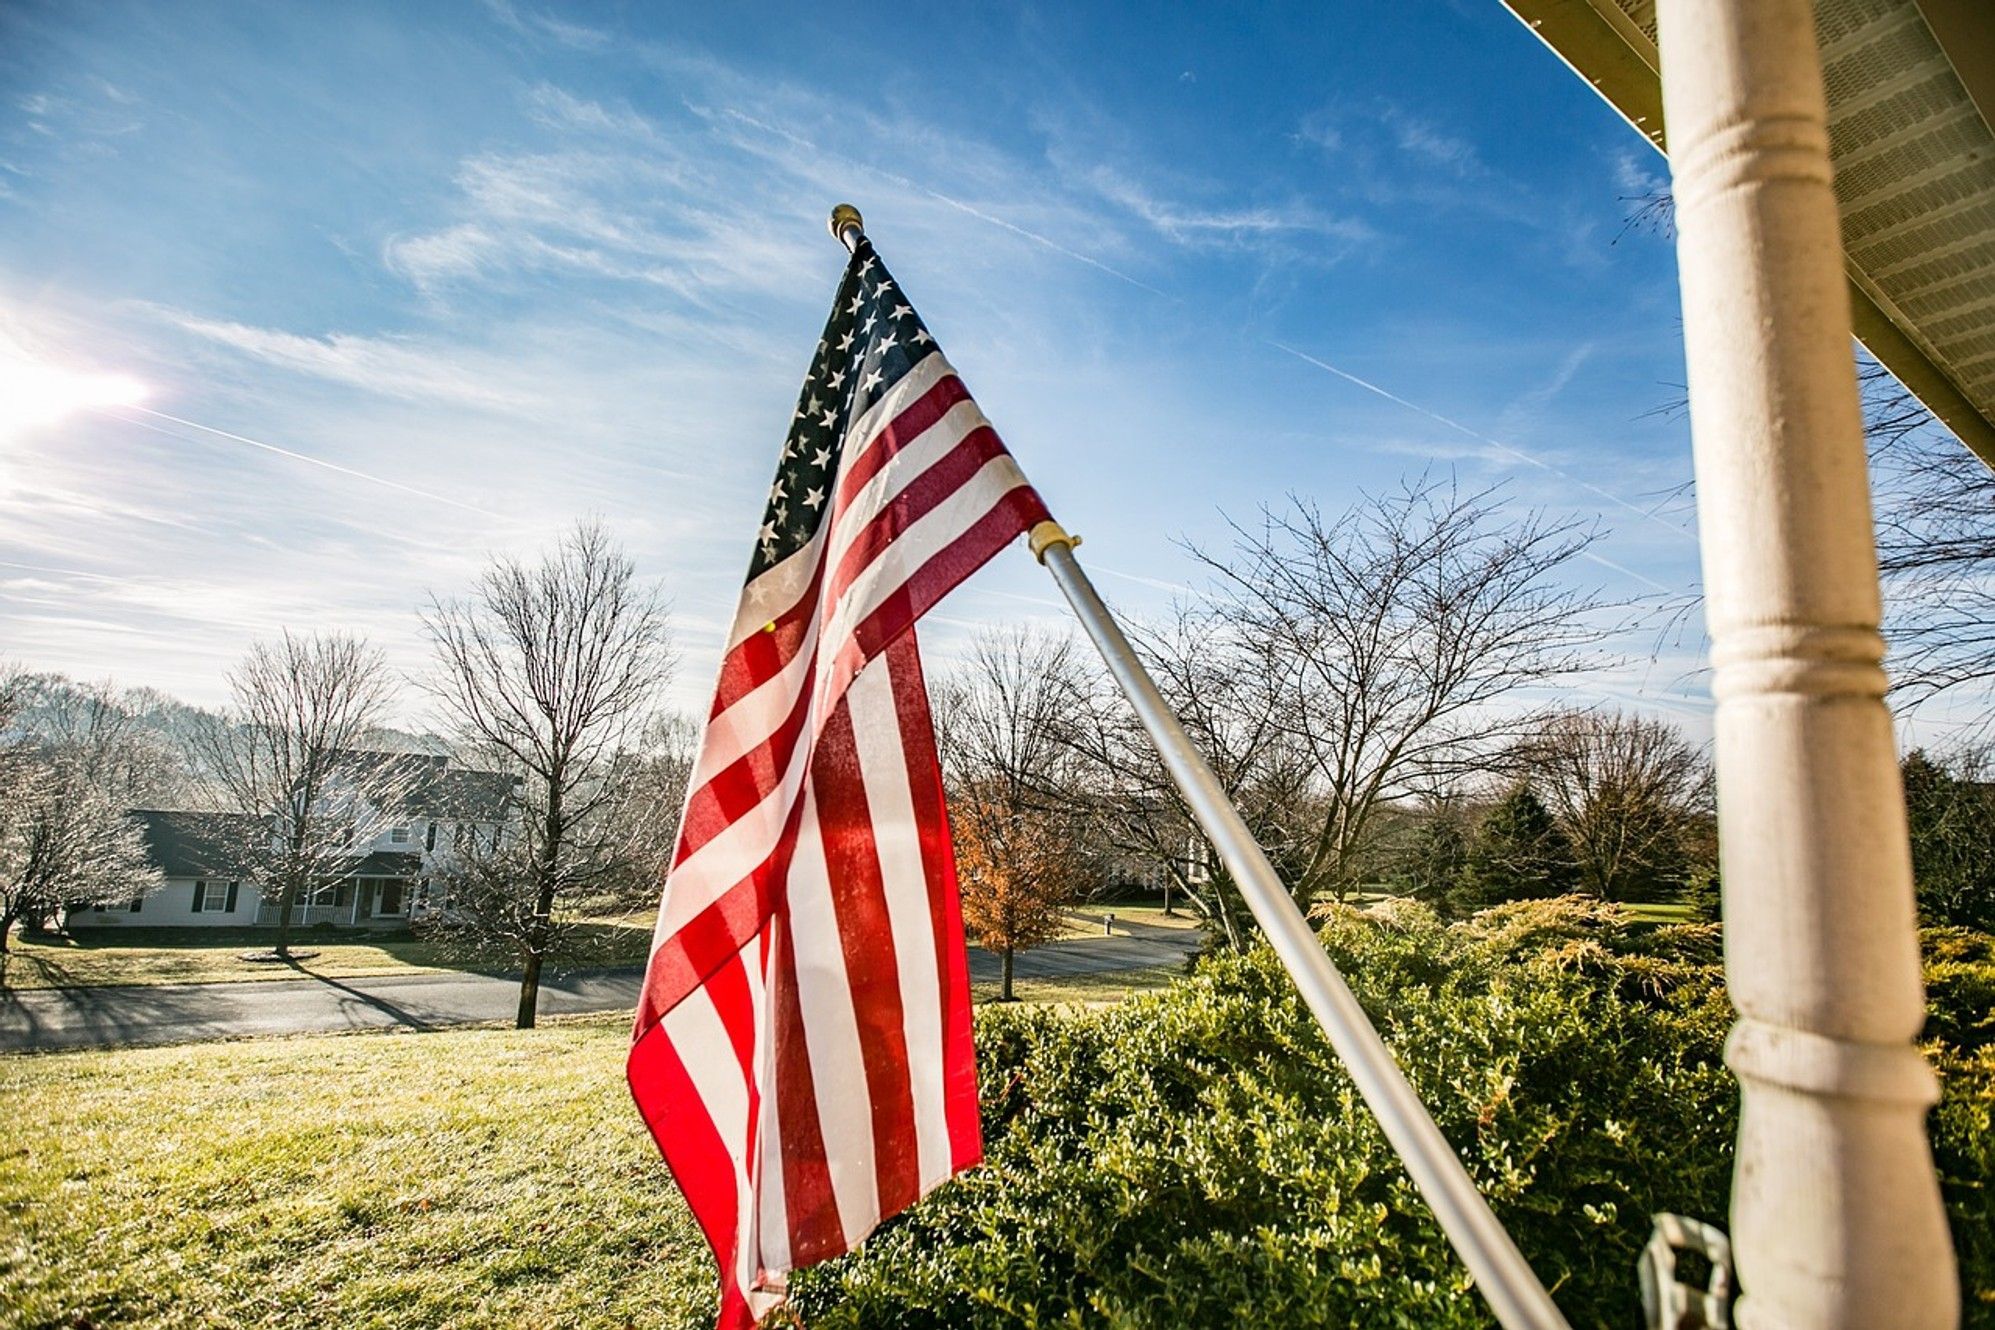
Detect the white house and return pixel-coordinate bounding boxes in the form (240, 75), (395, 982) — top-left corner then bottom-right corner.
(277, 753), (518, 929)
(80, 754), (517, 931)
(78, 809), (269, 928)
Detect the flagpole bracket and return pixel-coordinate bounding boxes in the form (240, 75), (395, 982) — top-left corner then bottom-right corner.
(829, 204), (866, 252)
(1028, 519), (1079, 564)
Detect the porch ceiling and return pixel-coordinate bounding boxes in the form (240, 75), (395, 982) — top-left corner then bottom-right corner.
(1500, 0), (1995, 469)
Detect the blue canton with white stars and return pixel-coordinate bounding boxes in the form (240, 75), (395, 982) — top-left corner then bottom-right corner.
(750, 238), (938, 580)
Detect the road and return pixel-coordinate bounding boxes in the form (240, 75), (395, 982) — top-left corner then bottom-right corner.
(0, 929), (1201, 1053)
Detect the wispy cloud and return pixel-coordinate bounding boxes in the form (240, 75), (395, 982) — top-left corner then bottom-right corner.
(479, 0), (611, 51)
(1380, 106), (1485, 178)
(1268, 339), (1697, 570)
(1083, 163), (1373, 251)
(154, 309), (541, 411)
(1612, 149), (1666, 198)
(1498, 342), (1595, 437)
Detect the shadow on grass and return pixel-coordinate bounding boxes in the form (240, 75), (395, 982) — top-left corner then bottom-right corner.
(1, 947), (88, 991)
(17, 919), (652, 989)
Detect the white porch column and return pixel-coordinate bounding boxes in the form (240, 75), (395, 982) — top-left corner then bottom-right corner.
(1654, 2), (1957, 1326)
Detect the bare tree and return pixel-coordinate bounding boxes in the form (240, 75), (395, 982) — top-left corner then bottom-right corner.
(421, 521), (674, 1029)
(0, 671), (163, 980)
(1521, 710), (1709, 902)
(1864, 364), (1995, 714)
(1074, 477), (1612, 933)
(15, 677), (194, 814)
(0, 678), (186, 937)
(1061, 609), (1310, 949)
(937, 628), (1095, 999)
(197, 631), (403, 960)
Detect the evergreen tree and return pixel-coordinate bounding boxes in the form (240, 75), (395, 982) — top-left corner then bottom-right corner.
(1901, 749), (1995, 932)
(1465, 783), (1577, 907)
(1386, 804), (1477, 917)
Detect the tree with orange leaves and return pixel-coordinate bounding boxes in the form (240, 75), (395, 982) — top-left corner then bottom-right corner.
(939, 628), (1091, 1001)
(951, 785), (1082, 1001)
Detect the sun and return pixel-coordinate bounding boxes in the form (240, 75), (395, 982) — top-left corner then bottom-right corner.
(0, 354), (148, 439)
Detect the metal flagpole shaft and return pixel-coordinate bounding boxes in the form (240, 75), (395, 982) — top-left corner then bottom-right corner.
(1027, 517), (1571, 1330)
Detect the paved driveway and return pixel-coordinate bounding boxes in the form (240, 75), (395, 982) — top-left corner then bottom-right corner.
(1, 929), (1201, 1053)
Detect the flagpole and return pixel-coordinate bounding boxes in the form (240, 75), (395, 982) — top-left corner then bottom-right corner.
(825, 205), (1570, 1330)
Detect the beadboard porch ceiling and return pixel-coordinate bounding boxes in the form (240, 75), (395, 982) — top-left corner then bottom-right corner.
(1500, 0), (1995, 469)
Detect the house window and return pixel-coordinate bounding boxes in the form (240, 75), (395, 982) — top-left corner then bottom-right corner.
(379, 882), (404, 914)
(129, 896), (142, 913)
(192, 881), (236, 913)
(390, 827), (411, 844)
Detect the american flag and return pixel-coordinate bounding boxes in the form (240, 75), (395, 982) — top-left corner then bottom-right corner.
(627, 233), (1050, 1328)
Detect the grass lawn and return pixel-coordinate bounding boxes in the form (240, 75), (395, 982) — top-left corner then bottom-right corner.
(1623, 901), (1696, 924)
(0, 966), (1183, 1330)
(1054, 902), (1204, 940)
(1, 919), (655, 992)
(0, 1014), (715, 1330)
(970, 962), (1183, 1006)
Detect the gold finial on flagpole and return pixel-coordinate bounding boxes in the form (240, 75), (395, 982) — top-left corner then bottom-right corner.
(828, 204), (865, 253)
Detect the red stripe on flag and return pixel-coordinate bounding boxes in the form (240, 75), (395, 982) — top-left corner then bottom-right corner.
(828, 485), (1052, 699)
(635, 795), (807, 1035)
(674, 669), (814, 869)
(711, 556), (825, 716)
(626, 995), (756, 1330)
(771, 911), (846, 1266)
(826, 425), (1010, 609)
(811, 694), (921, 1220)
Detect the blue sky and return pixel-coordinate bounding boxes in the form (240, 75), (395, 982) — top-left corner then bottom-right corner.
(0, 0), (1725, 731)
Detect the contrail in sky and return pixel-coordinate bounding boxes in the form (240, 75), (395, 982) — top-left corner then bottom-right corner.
(1267, 340), (1698, 545)
(97, 404), (503, 518)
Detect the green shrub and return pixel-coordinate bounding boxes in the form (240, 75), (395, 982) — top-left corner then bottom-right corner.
(1934, 1045), (1995, 1316)
(792, 899), (1742, 1327)
(787, 900), (1994, 1327)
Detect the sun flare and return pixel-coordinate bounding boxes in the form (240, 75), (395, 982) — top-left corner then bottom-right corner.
(0, 355), (148, 438)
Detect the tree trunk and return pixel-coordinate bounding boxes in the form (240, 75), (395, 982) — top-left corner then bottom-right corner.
(1000, 945), (1015, 1002)
(516, 948), (543, 1029)
(517, 776), (564, 1030)
(516, 881), (557, 1030)
(0, 905), (16, 991)
(275, 879), (297, 960)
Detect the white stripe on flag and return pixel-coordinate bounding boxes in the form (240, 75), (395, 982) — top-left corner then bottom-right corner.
(845, 657), (953, 1189)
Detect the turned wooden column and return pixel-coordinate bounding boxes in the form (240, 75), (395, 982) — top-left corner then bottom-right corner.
(1653, 2), (1957, 1325)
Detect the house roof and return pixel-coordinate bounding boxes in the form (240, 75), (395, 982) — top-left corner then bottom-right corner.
(132, 809), (270, 879)
(327, 751), (520, 822)
(408, 766), (519, 821)
(1501, 0), (1995, 467)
